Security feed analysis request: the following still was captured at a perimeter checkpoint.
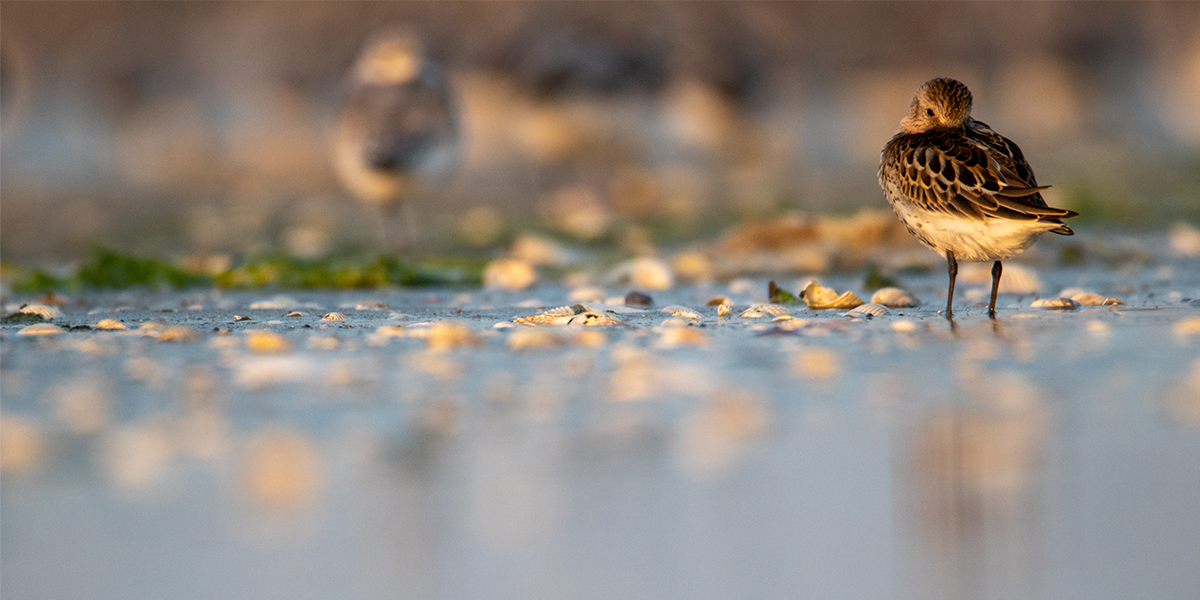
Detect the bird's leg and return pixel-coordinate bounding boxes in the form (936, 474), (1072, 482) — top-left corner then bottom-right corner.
(989, 260), (1003, 318)
(375, 205), (396, 256)
(397, 202), (420, 254)
(945, 251), (958, 318)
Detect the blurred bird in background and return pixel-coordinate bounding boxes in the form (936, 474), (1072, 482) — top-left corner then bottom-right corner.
(332, 27), (460, 252)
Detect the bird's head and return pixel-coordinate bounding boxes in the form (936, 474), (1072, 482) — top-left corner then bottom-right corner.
(355, 28), (426, 85)
(899, 78), (973, 133)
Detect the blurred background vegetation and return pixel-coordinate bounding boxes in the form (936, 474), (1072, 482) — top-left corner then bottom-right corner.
(3, 1), (1199, 263)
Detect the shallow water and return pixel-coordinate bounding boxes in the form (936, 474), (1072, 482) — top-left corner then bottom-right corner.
(2, 267), (1199, 600)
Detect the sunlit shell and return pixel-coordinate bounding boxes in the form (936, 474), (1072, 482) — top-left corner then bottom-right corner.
(847, 303), (891, 317)
(870, 287), (920, 308)
(607, 257), (674, 291)
(238, 428), (324, 510)
(1070, 292), (1124, 306)
(802, 281), (864, 309)
(660, 305), (702, 321)
(792, 347), (843, 381)
(543, 305), (577, 317)
(706, 296), (733, 307)
(17, 323), (64, 336)
(321, 312), (347, 322)
(660, 317), (697, 328)
(1030, 297), (1081, 310)
(741, 304), (791, 318)
(157, 326), (199, 343)
(513, 314), (574, 327)
(1174, 316), (1200, 339)
(233, 315), (251, 321)
(286, 311), (305, 318)
(19, 304), (63, 320)
(245, 330), (291, 353)
(658, 327), (708, 347)
(95, 319), (127, 330)
(568, 312), (623, 326)
(425, 323), (482, 350)
(717, 304), (733, 318)
(374, 324), (407, 337)
(572, 329), (608, 347)
(1168, 221), (1200, 257)
(492, 322), (515, 329)
(483, 258), (537, 291)
(891, 319), (919, 333)
(507, 327), (565, 351)
(671, 251), (714, 282)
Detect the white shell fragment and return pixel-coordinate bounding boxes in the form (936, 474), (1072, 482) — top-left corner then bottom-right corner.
(513, 314), (575, 327)
(1031, 297), (1081, 310)
(95, 319), (128, 330)
(802, 281), (864, 310)
(1070, 292), (1124, 307)
(870, 287), (920, 308)
(321, 312), (347, 322)
(717, 304), (733, 318)
(286, 311), (305, 318)
(20, 305), (63, 320)
(740, 304), (791, 318)
(660, 306), (702, 321)
(542, 306), (576, 317)
(847, 303), (891, 317)
(18, 323), (65, 336)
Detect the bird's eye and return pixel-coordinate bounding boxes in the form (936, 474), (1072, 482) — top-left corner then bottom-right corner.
(925, 108), (936, 118)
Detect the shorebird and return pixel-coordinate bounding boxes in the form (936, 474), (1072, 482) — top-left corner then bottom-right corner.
(879, 78), (1078, 317)
(333, 28), (460, 251)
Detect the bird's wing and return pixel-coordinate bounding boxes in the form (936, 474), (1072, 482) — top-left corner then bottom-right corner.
(886, 128), (1077, 224)
(345, 66), (458, 172)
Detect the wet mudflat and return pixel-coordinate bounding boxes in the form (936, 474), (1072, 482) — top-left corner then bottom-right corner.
(2, 262), (1199, 600)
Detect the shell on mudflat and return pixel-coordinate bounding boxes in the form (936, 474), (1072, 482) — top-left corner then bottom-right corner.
(660, 306), (702, 321)
(847, 303), (891, 317)
(802, 281), (864, 310)
(513, 314), (575, 327)
(20, 305), (63, 320)
(741, 304), (791, 318)
(18, 323), (65, 336)
(543, 306), (577, 317)
(869, 287), (920, 308)
(1030, 297), (1081, 310)
(1070, 292), (1124, 307)
(567, 312), (623, 326)
(321, 312), (346, 322)
(95, 319), (127, 330)
(717, 304), (733, 318)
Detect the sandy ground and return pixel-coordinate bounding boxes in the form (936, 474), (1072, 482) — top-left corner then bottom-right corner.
(2, 255), (1199, 600)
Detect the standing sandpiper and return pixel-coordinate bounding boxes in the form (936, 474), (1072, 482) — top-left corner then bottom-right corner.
(879, 78), (1078, 317)
(333, 27), (460, 251)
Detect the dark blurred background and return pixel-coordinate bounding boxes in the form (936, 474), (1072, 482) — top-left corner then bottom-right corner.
(3, 1), (1199, 261)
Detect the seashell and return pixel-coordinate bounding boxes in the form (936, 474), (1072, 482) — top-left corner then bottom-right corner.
(321, 312), (346, 322)
(611, 257), (674, 291)
(513, 314), (574, 327)
(660, 305), (702, 320)
(802, 281), (864, 310)
(706, 296), (732, 307)
(354, 301), (389, 310)
(658, 327), (708, 347)
(95, 319), (127, 330)
(572, 303), (645, 315)
(625, 290), (654, 307)
(870, 287), (920, 308)
(567, 312), (623, 326)
(483, 258), (537, 291)
(425, 323), (482, 350)
(245, 330), (290, 353)
(1070, 292), (1123, 307)
(660, 317), (696, 328)
(776, 317), (809, 331)
(1085, 320), (1111, 337)
(20, 305), (63, 320)
(1174, 316), (1200, 338)
(717, 304), (733, 318)
(18, 323), (64, 336)
(1030, 297), (1081, 310)
(286, 311), (305, 318)
(507, 327), (565, 351)
(847, 303), (891, 317)
(493, 321), (515, 329)
(891, 319), (918, 333)
(741, 304), (791, 318)
(233, 315), (251, 321)
(157, 326), (199, 343)
(543, 306), (577, 317)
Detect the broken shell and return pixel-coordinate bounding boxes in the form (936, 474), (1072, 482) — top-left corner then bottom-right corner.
(741, 304), (791, 318)
(717, 304), (733, 318)
(483, 258), (537, 291)
(847, 303), (891, 317)
(1070, 292), (1124, 307)
(802, 281), (864, 310)
(870, 287), (920, 308)
(660, 306), (702, 321)
(1030, 297), (1081, 310)
(507, 327), (565, 351)
(18, 323), (65, 336)
(567, 312), (623, 326)
(95, 319), (127, 330)
(513, 314), (575, 327)
(321, 312), (346, 322)
(542, 306), (577, 317)
(20, 305), (63, 320)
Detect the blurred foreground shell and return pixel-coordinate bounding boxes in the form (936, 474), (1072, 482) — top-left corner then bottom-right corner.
(483, 258), (537, 291)
(1031, 297), (1081, 310)
(246, 330), (291, 353)
(18, 323), (64, 336)
(802, 281), (864, 309)
(424, 323), (482, 350)
(607, 257), (674, 291)
(157, 326), (199, 343)
(658, 327), (708, 347)
(507, 327), (565, 351)
(741, 304), (791, 318)
(847, 303), (891, 317)
(870, 287), (920, 308)
(20, 304), (63, 319)
(95, 319), (128, 330)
